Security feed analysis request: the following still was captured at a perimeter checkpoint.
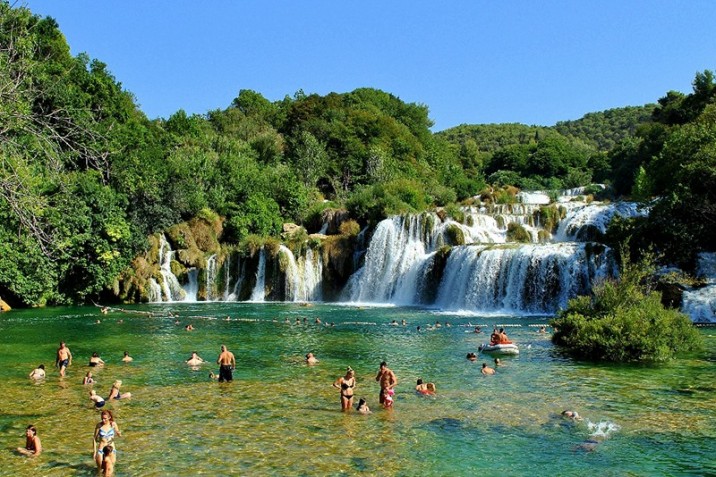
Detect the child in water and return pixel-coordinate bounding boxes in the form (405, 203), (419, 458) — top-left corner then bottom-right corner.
(101, 444), (115, 476)
(356, 398), (371, 414)
(384, 388), (394, 407)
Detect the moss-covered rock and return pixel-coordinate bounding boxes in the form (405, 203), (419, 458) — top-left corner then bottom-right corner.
(506, 223), (532, 243)
(444, 224), (466, 246)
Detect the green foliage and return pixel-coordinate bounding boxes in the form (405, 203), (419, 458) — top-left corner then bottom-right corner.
(550, 255), (703, 362)
(554, 105), (655, 151)
(224, 195), (283, 243)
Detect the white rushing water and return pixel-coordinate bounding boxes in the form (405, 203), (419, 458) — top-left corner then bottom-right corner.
(250, 248), (267, 302)
(682, 252), (716, 322)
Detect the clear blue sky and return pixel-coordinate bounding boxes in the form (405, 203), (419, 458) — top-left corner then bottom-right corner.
(23, 1), (716, 131)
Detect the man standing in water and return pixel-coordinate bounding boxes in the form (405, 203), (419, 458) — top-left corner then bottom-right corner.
(55, 341), (72, 377)
(216, 345), (236, 382)
(375, 361), (398, 407)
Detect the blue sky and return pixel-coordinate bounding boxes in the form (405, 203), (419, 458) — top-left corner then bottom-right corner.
(23, 1), (716, 131)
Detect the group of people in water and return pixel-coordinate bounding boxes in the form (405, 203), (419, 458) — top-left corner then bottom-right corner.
(21, 341), (135, 473)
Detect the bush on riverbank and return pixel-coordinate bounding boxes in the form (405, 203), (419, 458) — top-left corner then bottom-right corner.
(550, 255), (703, 362)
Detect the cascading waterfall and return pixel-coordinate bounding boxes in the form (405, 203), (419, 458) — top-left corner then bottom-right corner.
(682, 252), (716, 322)
(555, 202), (646, 241)
(344, 195), (623, 313)
(222, 254), (232, 300)
(250, 248), (266, 302)
(158, 235), (186, 302)
(226, 256), (245, 301)
(148, 279), (162, 302)
(184, 268), (199, 302)
(434, 243), (610, 314)
(346, 215), (431, 303)
(300, 247), (323, 302)
(205, 255), (217, 301)
(280, 245), (301, 302)
(280, 245), (324, 302)
(145, 189), (709, 318)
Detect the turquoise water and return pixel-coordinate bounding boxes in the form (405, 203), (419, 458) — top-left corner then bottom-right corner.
(1, 303), (715, 476)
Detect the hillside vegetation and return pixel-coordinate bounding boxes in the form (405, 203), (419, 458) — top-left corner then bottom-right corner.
(0, 1), (714, 306)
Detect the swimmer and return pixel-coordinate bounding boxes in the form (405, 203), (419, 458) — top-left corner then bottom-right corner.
(416, 378), (436, 395)
(89, 352), (105, 367)
(494, 358), (502, 367)
(356, 398), (371, 414)
(481, 363), (496, 375)
(538, 326), (547, 334)
(90, 389), (106, 408)
(186, 351), (206, 366)
(562, 410), (582, 420)
(466, 352), (477, 361)
(401, 319), (407, 326)
(83, 371), (95, 385)
(474, 326), (482, 334)
(185, 324), (194, 331)
(55, 341), (72, 377)
(29, 364), (46, 380)
(107, 380), (131, 400)
(305, 352), (319, 365)
(100, 307), (109, 315)
(121, 351), (133, 363)
(390, 320), (398, 326)
(315, 317), (321, 324)
(17, 425), (41, 457)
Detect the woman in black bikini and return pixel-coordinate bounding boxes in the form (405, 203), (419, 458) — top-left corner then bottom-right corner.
(333, 367), (356, 411)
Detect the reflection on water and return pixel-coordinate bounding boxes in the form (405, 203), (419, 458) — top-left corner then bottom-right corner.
(0, 303), (715, 476)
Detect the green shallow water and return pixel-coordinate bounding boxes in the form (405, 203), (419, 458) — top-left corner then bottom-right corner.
(1, 303), (715, 476)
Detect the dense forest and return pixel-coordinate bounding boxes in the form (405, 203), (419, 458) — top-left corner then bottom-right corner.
(1, 2), (715, 307)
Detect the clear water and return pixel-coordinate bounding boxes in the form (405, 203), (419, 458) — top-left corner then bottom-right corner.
(1, 303), (715, 476)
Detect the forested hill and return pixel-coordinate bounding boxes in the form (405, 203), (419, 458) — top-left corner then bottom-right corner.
(554, 105), (656, 151)
(1, 1), (715, 307)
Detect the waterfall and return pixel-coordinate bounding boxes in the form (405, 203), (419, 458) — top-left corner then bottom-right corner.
(434, 243), (610, 314)
(344, 209), (615, 313)
(226, 256), (244, 301)
(346, 216), (430, 303)
(148, 279), (162, 302)
(302, 247), (323, 301)
(184, 268), (199, 302)
(280, 245), (301, 301)
(158, 235), (186, 302)
(281, 245), (324, 302)
(250, 248), (266, 302)
(222, 254), (232, 300)
(682, 252), (716, 322)
(555, 202), (647, 241)
(205, 255), (217, 301)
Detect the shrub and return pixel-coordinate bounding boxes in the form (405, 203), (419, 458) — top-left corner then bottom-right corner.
(550, 255), (703, 362)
